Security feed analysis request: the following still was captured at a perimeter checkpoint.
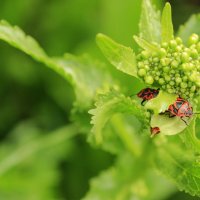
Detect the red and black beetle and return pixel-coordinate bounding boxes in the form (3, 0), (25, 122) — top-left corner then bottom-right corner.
(150, 127), (160, 137)
(137, 88), (160, 105)
(162, 97), (193, 125)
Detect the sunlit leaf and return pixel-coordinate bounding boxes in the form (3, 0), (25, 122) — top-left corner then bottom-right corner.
(96, 33), (138, 77)
(139, 0), (161, 43)
(161, 3), (174, 42)
(133, 35), (160, 53)
(0, 20), (112, 109)
(177, 14), (200, 44)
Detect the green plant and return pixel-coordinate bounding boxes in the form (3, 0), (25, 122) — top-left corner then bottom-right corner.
(1, 0), (200, 199)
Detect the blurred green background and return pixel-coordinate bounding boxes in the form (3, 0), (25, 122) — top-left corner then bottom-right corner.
(0, 0), (200, 199)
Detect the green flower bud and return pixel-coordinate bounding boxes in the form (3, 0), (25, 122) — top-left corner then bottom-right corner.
(181, 82), (187, 89)
(181, 63), (192, 71)
(164, 75), (171, 82)
(188, 33), (199, 45)
(138, 62), (144, 68)
(180, 88), (186, 92)
(170, 81), (175, 86)
(138, 68), (146, 77)
(153, 57), (159, 62)
(185, 91), (190, 96)
(191, 85), (196, 92)
(173, 52), (179, 58)
(168, 88), (174, 93)
(189, 72), (198, 82)
(161, 58), (170, 66)
(175, 77), (182, 83)
(167, 52), (172, 57)
(159, 48), (167, 57)
(190, 49), (198, 58)
(167, 85), (171, 89)
(181, 52), (190, 62)
(176, 37), (182, 44)
(170, 70), (176, 74)
(171, 60), (179, 68)
(183, 76), (188, 81)
(144, 65), (150, 70)
(176, 45), (182, 52)
(141, 51), (150, 59)
(169, 40), (177, 49)
(190, 44), (196, 49)
(189, 93), (194, 98)
(158, 78), (165, 85)
(145, 76), (154, 85)
(156, 71), (161, 76)
(163, 67), (169, 73)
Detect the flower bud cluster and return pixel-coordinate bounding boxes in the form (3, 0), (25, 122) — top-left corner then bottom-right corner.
(137, 34), (200, 98)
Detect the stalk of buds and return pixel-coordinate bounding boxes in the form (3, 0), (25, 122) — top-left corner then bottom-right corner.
(137, 34), (200, 99)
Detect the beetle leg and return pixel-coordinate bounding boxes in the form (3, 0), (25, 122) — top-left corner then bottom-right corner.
(160, 110), (168, 114)
(180, 117), (188, 126)
(160, 111), (177, 118)
(141, 99), (146, 106)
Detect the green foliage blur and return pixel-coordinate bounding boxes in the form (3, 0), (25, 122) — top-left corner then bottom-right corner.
(0, 0), (200, 200)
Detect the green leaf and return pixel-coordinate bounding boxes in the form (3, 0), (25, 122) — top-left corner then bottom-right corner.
(0, 20), (49, 63)
(83, 152), (175, 200)
(88, 89), (149, 154)
(96, 33), (138, 77)
(0, 121), (78, 199)
(161, 3), (174, 43)
(177, 14), (200, 44)
(179, 118), (200, 152)
(53, 54), (113, 109)
(146, 91), (194, 136)
(0, 20), (112, 109)
(0, 121), (78, 176)
(150, 114), (188, 136)
(133, 36), (160, 52)
(153, 136), (200, 197)
(139, 0), (161, 43)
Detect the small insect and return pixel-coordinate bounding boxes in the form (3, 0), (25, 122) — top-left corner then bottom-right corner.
(137, 88), (160, 105)
(161, 97), (193, 125)
(150, 127), (160, 137)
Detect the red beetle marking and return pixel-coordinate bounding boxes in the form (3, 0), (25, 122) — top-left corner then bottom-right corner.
(150, 127), (160, 137)
(161, 97), (193, 125)
(137, 88), (160, 105)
